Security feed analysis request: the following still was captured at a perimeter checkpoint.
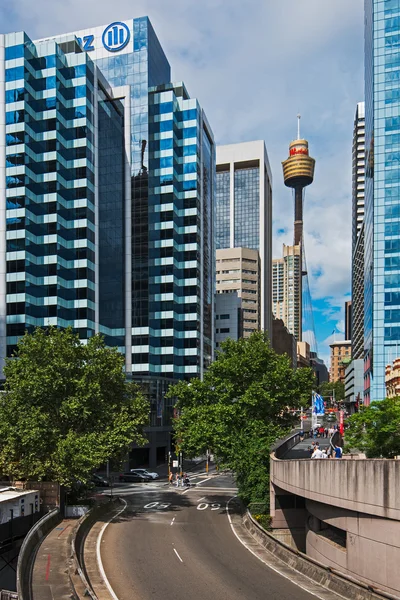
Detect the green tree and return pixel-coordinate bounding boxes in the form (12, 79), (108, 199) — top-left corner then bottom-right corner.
(319, 380), (345, 403)
(167, 332), (314, 504)
(345, 397), (400, 458)
(0, 328), (149, 485)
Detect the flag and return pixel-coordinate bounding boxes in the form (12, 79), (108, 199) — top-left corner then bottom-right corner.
(314, 393), (325, 415)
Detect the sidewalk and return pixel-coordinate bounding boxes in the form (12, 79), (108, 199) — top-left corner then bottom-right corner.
(31, 519), (74, 600)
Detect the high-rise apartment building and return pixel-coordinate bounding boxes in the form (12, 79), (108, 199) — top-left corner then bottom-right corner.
(351, 102), (365, 361)
(216, 247), (260, 338)
(215, 141), (272, 336)
(0, 18), (215, 463)
(345, 300), (352, 341)
(364, 0), (400, 402)
(272, 244), (302, 341)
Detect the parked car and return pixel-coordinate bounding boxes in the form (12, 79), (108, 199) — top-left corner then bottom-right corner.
(129, 468), (159, 480)
(119, 472), (151, 483)
(91, 473), (109, 487)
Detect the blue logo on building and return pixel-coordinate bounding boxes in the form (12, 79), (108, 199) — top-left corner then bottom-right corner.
(102, 22), (130, 52)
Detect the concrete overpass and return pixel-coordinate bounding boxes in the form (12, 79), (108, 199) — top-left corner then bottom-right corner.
(270, 431), (400, 597)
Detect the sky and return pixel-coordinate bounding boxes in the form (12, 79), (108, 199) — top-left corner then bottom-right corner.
(1, 0), (365, 365)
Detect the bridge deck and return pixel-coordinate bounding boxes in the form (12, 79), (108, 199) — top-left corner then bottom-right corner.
(282, 437), (330, 459)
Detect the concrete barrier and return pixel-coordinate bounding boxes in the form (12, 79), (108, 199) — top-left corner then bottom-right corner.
(16, 508), (61, 600)
(243, 510), (400, 600)
(68, 498), (121, 600)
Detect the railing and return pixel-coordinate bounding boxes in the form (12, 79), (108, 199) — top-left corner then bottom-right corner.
(0, 592), (18, 600)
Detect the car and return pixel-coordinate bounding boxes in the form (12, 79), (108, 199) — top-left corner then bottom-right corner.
(129, 468), (159, 480)
(119, 472), (152, 483)
(91, 473), (109, 487)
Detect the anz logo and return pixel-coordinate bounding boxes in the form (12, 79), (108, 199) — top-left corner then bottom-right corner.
(102, 22), (130, 52)
(76, 34), (95, 52)
(76, 21), (131, 53)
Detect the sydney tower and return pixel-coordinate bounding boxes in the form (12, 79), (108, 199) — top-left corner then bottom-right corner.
(282, 116), (315, 247)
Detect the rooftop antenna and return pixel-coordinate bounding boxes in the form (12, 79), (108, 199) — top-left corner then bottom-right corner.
(297, 113), (301, 140)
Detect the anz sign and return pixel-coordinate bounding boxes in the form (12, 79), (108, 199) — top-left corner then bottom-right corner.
(76, 21), (131, 53)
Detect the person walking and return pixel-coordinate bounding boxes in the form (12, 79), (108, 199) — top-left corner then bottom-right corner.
(169, 472), (173, 485)
(175, 472), (180, 487)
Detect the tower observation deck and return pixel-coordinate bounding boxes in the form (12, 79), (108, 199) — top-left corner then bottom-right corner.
(282, 116), (315, 246)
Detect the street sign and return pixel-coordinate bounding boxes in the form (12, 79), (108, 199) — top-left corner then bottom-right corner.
(172, 460), (178, 468)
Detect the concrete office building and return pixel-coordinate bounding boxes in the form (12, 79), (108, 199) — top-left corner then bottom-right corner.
(272, 317), (297, 368)
(216, 247), (260, 338)
(1, 18), (215, 465)
(272, 257), (285, 321)
(215, 291), (241, 349)
(351, 102), (365, 362)
(215, 141), (272, 337)
(364, 1), (400, 402)
(345, 358), (364, 414)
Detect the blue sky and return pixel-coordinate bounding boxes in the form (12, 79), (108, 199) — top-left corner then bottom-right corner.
(1, 0), (364, 364)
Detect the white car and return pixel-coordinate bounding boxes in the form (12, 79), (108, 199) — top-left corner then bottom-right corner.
(130, 468), (159, 480)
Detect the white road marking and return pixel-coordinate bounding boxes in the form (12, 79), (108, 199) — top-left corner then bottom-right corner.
(171, 517), (175, 526)
(226, 497), (337, 600)
(174, 548), (183, 563)
(96, 499), (127, 600)
(195, 476), (213, 486)
(197, 502), (208, 510)
(198, 497), (206, 502)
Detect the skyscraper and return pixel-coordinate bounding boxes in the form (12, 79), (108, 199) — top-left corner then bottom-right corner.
(272, 245), (302, 341)
(351, 102), (365, 361)
(215, 141), (272, 336)
(0, 18), (215, 463)
(364, 0), (400, 402)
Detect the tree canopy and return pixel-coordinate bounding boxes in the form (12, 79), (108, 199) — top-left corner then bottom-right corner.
(0, 328), (149, 485)
(167, 332), (314, 504)
(345, 397), (400, 458)
(319, 380), (345, 403)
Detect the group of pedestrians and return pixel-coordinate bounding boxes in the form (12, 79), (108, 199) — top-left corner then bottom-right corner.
(308, 440), (343, 459)
(169, 471), (190, 487)
(312, 425), (336, 439)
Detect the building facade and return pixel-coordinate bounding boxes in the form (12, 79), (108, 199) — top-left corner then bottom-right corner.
(364, 0), (400, 402)
(272, 317), (297, 368)
(352, 102), (365, 362)
(345, 301), (352, 342)
(329, 340), (352, 383)
(215, 291), (242, 349)
(1, 18), (215, 465)
(345, 359), (364, 413)
(216, 247), (260, 339)
(215, 141), (272, 336)
(272, 244), (302, 341)
(385, 357), (400, 398)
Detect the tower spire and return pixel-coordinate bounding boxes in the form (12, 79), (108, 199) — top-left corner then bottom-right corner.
(297, 113), (301, 140)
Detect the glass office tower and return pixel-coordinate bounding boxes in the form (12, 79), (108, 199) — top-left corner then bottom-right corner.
(0, 18), (215, 462)
(364, 0), (400, 402)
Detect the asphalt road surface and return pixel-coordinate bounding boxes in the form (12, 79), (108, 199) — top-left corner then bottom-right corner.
(99, 472), (318, 600)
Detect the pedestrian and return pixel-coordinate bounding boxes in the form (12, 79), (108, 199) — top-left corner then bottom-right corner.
(319, 425), (324, 438)
(324, 427), (328, 438)
(169, 472), (173, 485)
(299, 429), (304, 442)
(321, 449), (328, 459)
(307, 446), (313, 456)
(175, 472), (180, 487)
(311, 446), (323, 459)
(334, 445), (343, 459)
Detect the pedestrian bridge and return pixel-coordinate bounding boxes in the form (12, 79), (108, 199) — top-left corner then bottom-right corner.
(270, 430), (400, 597)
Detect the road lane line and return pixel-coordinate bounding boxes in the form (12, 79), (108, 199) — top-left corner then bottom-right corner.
(226, 497), (334, 600)
(171, 517), (175, 525)
(173, 548), (183, 563)
(195, 476), (213, 486)
(96, 499), (127, 600)
(198, 497), (206, 502)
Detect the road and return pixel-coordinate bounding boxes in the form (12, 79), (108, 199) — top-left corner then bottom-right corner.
(99, 472), (318, 600)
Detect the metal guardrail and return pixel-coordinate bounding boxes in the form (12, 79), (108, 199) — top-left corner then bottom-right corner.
(0, 592), (18, 600)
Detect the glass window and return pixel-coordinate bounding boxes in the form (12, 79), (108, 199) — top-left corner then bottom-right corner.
(5, 45), (24, 60)
(5, 66), (24, 82)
